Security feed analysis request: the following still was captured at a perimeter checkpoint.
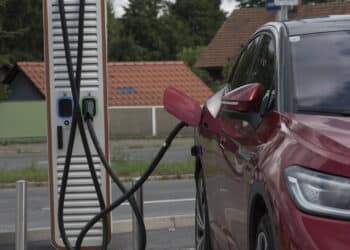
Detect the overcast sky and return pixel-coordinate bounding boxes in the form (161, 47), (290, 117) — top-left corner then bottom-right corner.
(113, 0), (239, 17)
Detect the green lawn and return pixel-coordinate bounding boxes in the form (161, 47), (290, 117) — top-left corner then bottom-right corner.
(0, 160), (195, 184)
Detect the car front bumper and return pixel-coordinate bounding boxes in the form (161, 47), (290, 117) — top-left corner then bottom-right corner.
(279, 201), (350, 250)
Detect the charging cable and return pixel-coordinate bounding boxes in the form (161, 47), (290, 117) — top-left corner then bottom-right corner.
(84, 111), (147, 249)
(76, 121), (187, 249)
(57, 1), (147, 249)
(57, 0), (108, 249)
(57, 1), (188, 249)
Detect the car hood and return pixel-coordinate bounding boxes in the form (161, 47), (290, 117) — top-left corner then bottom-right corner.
(283, 113), (350, 164)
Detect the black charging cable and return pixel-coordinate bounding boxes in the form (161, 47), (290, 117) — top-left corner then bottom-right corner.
(57, 1), (188, 249)
(84, 113), (147, 250)
(57, 0), (108, 249)
(75, 122), (187, 249)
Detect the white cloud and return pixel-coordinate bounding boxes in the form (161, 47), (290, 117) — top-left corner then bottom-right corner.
(221, 0), (240, 14)
(113, 0), (238, 17)
(113, 0), (129, 17)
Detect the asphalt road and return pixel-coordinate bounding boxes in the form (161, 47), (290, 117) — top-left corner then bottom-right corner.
(0, 179), (195, 233)
(0, 146), (192, 170)
(0, 227), (195, 250)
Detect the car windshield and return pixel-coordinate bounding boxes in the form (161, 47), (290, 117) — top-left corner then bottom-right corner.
(291, 31), (350, 115)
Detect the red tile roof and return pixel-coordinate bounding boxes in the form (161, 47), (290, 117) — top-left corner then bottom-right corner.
(195, 2), (350, 68)
(16, 61), (213, 106)
(16, 62), (46, 97)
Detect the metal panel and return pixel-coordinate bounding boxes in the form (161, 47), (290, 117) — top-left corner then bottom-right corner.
(44, 0), (110, 248)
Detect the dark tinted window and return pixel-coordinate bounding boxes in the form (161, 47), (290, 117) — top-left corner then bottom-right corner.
(231, 36), (261, 88)
(250, 35), (275, 96)
(292, 31), (350, 114)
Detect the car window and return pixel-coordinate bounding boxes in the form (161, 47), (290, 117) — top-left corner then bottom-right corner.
(291, 31), (350, 115)
(231, 36), (261, 88)
(250, 34), (276, 98)
(250, 34), (276, 112)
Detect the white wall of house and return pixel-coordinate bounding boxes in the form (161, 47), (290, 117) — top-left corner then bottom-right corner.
(108, 106), (194, 138)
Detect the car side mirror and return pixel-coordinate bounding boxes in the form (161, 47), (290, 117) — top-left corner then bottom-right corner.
(206, 83), (230, 119)
(163, 86), (202, 127)
(221, 83), (263, 129)
(222, 83), (262, 112)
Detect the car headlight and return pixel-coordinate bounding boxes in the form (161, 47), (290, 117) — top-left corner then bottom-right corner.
(285, 166), (350, 220)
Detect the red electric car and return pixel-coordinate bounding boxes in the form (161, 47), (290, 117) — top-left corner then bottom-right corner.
(166, 16), (350, 250)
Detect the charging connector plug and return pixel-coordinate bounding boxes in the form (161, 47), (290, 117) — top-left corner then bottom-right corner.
(82, 97), (97, 120)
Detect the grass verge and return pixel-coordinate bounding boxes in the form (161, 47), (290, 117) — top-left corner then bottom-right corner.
(0, 166), (48, 183)
(0, 160), (195, 184)
(112, 160), (195, 179)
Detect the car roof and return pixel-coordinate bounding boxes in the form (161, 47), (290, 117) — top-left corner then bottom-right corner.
(282, 15), (350, 35)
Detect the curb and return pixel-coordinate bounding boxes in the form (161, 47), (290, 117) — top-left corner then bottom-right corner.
(0, 214), (195, 244)
(0, 182), (48, 189)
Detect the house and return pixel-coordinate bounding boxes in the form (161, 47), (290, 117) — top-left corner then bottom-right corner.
(3, 62), (45, 101)
(195, 2), (350, 79)
(1, 61), (212, 139)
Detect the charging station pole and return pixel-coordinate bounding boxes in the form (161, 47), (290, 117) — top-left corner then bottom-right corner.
(43, 0), (111, 248)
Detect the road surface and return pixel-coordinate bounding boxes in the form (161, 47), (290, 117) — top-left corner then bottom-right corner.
(0, 227), (195, 250)
(0, 179), (195, 233)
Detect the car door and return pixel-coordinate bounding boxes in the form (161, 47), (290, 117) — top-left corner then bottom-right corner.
(219, 33), (277, 250)
(198, 34), (264, 250)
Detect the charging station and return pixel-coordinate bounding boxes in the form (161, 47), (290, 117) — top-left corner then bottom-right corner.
(41, 0), (200, 249)
(43, 0), (111, 248)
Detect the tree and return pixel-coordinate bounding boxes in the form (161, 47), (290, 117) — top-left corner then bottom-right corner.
(176, 46), (205, 68)
(167, 0), (226, 47)
(107, 0), (122, 60)
(0, 0), (43, 64)
(117, 0), (169, 61)
(177, 46), (219, 90)
(112, 0), (226, 62)
(0, 84), (9, 100)
(222, 59), (234, 82)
